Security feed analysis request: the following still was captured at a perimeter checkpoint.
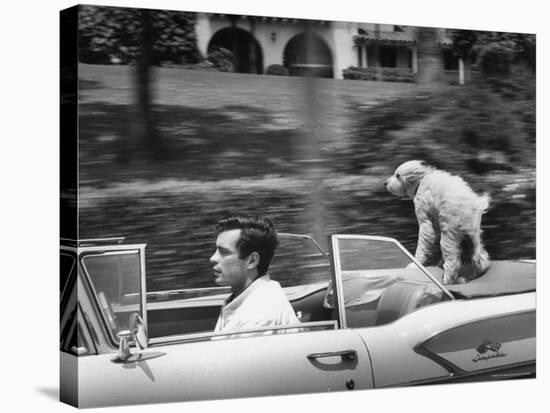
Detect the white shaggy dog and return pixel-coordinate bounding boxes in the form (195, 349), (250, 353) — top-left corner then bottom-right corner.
(384, 160), (490, 284)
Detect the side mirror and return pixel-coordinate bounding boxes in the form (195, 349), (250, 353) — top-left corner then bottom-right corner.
(112, 313), (148, 363)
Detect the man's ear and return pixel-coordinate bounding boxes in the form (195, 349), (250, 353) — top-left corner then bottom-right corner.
(246, 252), (260, 271)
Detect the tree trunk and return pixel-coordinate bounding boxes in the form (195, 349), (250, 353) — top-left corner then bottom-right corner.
(416, 27), (444, 84)
(134, 10), (156, 149)
(464, 55), (472, 83)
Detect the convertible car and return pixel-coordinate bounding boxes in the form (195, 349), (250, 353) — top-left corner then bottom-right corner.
(60, 233), (536, 408)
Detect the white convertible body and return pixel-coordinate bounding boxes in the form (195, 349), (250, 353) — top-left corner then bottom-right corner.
(60, 234), (536, 408)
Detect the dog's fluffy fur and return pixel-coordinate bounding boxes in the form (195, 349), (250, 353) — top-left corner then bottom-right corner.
(385, 160), (490, 284)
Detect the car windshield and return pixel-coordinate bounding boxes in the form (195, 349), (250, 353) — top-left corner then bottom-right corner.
(338, 237), (411, 271)
(81, 250), (144, 341)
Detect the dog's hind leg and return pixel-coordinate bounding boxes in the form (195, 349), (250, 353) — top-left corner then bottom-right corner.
(440, 231), (462, 284)
(470, 232), (490, 278)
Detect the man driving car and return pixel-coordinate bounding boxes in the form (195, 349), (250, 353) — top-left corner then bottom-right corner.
(210, 215), (300, 333)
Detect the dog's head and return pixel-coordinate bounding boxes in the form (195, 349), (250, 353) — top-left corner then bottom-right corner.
(384, 160), (434, 199)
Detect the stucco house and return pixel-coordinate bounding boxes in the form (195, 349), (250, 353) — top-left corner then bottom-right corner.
(194, 13), (465, 83)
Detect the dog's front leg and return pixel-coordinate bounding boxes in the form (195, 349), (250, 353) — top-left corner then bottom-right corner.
(415, 220), (439, 265)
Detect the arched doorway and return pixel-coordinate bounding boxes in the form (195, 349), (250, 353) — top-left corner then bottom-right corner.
(208, 27), (263, 74)
(283, 33), (333, 78)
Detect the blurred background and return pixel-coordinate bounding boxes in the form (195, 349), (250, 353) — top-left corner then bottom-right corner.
(73, 5), (536, 291)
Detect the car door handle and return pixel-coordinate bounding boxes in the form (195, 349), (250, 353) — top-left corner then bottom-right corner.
(307, 349), (357, 361)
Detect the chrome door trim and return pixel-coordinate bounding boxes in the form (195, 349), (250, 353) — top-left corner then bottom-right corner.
(149, 320), (338, 346)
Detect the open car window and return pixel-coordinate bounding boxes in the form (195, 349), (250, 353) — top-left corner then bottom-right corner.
(270, 233), (330, 287)
(268, 233), (335, 325)
(329, 235), (453, 328)
(149, 234), (337, 344)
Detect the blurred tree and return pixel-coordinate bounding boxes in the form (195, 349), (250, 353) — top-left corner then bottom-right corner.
(476, 32), (535, 76)
(449, 30), (535, 76)
(448, 29), (478, 83)
(78, 5), (202, 152)
(78, 5), (201, 65)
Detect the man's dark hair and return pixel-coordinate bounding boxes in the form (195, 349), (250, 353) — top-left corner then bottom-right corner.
(215, 215), (279, 276)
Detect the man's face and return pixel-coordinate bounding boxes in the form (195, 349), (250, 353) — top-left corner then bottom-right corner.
(209, 229), (250, 292)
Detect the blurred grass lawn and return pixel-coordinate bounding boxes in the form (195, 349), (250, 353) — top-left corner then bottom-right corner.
(77, 64), (535, 290)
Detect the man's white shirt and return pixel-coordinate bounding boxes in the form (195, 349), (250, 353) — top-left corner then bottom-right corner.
(214, 274), (300, 333)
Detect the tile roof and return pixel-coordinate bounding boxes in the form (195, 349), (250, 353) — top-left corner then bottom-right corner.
(209, 13), (329, 25)
(438, 31), (454, 46)
(354, 28), (454, 46)
(208, 15), (455, 47)
(354, 31), (416, 44)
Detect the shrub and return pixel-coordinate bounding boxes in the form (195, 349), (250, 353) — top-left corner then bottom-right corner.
(266, 64), (289, 76)
(343, 66), (415, 82)
(342, 67), (377, 81)
(207, 46), (235, 72)
(476, 42), (515, 76)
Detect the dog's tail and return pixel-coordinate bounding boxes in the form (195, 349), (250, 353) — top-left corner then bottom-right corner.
(478, 192), (490, 215)
(474, 192), (490, 229)
(471, 192), (491, 277)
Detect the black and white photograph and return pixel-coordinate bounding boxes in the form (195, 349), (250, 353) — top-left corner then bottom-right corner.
(3, 1), (547, 412)
(58, 2), (539, 408)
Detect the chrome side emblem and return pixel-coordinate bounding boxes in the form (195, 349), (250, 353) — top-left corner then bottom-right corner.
(472, 339), (507, 362)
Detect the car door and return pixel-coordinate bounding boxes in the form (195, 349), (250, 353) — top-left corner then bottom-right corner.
(76, 326), (373, 407)
(70, 238), (374, 408)
(327, 234), (453, 386)
(328, 234), (536, 388)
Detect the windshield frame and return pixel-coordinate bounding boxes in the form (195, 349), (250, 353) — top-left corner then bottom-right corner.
(79, 244), (148, 348)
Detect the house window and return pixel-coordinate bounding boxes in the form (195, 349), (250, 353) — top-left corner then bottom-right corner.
(380, 46), (397, 67)
(443, 49), (459, 70)
(357, 47), (363, 67)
